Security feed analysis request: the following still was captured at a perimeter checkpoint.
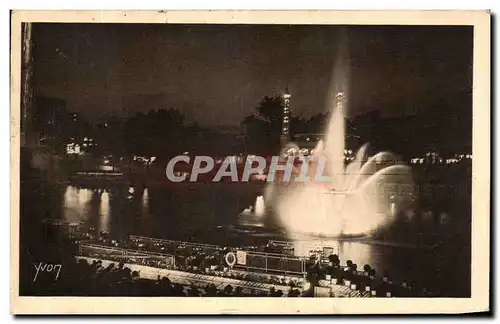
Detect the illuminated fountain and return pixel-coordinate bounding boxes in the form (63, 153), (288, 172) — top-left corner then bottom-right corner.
(265, 90), (413, 239)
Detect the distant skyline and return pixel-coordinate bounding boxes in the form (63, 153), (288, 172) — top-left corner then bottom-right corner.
(32, 23), (472, 126)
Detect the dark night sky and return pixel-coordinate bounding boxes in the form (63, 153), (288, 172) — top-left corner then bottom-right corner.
(32, 23), (473, 127)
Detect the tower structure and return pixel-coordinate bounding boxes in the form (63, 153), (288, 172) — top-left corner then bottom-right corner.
(281, 85), (291, 144)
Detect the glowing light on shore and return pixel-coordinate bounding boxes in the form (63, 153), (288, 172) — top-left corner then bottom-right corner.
(63, 186), (92, 223)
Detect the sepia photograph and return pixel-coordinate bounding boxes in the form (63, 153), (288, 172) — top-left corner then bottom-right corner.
(10, 10), (490, 314)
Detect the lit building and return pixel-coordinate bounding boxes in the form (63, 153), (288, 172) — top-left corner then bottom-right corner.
(281, 85), (291, 144)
